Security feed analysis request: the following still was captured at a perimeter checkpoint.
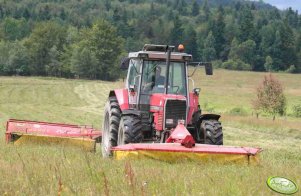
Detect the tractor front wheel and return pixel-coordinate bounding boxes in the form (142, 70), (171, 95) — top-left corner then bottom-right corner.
(118, 115), (143, 145)
(201, 120), (223, 145)
(102, 97), (121, 157)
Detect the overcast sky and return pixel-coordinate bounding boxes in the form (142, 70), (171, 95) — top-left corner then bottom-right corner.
(263, 0), (301, 12)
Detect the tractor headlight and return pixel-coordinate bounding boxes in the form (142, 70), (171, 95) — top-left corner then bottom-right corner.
(150, 106), (162, 111)
(166, 119), (174, 125)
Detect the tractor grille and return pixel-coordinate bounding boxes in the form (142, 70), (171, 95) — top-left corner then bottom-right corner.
(164, 99), (186, 129)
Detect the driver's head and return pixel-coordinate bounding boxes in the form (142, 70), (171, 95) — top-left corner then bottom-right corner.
(156, 66), (162, 76)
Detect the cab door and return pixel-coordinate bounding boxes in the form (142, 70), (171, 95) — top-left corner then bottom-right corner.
(126, 59), (142, 108)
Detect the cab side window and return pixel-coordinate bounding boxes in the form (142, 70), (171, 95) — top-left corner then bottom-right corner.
(127, 59), (141, 89)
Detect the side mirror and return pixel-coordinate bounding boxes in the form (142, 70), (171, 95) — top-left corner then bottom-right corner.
(188, 62), (213, 77)
(205, 63), (213, 75)
(120, 57), (130, 70)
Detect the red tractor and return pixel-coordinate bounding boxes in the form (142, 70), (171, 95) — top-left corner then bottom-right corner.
(102, 44), (223, 157)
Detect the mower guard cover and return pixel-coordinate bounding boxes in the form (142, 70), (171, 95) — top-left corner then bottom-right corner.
(112, 123), (262, 164)
(113, 143), (261, 164)
(5, 119), (102, 151)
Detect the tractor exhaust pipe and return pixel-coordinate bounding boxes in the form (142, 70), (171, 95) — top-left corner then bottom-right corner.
(164, 46), (172, 94)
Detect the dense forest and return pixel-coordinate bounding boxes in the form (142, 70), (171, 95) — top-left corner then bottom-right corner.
(0, 0), (300, 80)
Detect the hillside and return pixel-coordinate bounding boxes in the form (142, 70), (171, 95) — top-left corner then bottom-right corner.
(0, 0), (301, 80)
(0, 70), (300, 195)
(196, 0), (274, 9)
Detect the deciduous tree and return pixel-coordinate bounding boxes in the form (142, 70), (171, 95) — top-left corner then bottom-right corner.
(202, 31), (216, 61)
(253, 74), (286, 120)
(71, 20), (124, 80)
(264, 56), (273, 72)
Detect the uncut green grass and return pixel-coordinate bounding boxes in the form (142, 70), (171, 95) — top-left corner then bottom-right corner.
(0, 70), (300, 195)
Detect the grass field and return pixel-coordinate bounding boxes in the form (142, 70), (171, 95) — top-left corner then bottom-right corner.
(0, 69), (300, 195)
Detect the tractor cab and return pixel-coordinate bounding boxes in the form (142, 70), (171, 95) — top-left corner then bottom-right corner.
(124, 45), (191, 113)
(119, 45), (214, 135)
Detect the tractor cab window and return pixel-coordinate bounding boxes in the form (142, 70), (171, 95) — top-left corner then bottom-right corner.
(127, 59), (141, 90)
(141, 61), (166, 94)
(167, 62), (187, 96)
(141, 60), (187, 96)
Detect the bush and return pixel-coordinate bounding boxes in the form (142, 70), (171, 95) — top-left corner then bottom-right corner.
(221, 59), (251, 71)
(221, 59), (233, 69)
(212, 60), (223, 68)
(234, 59), (251, 70)
(286, 65), (298, 73)
(292, 105), (301, 117)
(228, 107), (248, 116)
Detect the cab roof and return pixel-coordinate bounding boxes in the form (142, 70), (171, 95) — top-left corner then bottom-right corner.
(128, 44), (192, 61)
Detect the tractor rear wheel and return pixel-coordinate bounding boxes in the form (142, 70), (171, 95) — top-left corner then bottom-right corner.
(102, 97), (121, 157)
(201, 120), (223, 145)
(118, 115), (143, 145)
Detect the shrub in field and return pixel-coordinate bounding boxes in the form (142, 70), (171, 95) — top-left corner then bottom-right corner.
(221, 59), (251, 71)
(212, 60), (223, 68)
(292, 105), (301, 117)
(286, 65), (298, 73)
(229, 107), (248, 116)
(252, 74), (286, 120)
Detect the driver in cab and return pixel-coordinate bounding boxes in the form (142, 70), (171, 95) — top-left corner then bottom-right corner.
(154, 66), (165, 86)
(143, 66), (165, 92)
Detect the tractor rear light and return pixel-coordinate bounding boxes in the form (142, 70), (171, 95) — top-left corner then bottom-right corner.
(166, 119), (174, 125)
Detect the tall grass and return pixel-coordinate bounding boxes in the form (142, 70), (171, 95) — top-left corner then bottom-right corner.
(0, 70), (300, 195)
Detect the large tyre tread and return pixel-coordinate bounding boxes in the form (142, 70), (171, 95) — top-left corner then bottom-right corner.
(201, 120), (223, 145)
(118, 115), (143, 145)
(102, 97), (121, 157)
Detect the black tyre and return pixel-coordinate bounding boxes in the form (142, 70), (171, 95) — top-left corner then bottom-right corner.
(201, 120), (223, 145)
(118, 115), (143, 145)
(102, 97), (121, 157)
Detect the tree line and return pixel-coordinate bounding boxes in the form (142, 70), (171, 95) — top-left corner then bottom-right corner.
(0, 0), (300, 80)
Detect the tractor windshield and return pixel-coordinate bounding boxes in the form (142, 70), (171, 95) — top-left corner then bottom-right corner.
(141, 60), (187, 96)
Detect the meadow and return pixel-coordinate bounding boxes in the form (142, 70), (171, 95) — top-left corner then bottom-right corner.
(0, 69), (300, 195)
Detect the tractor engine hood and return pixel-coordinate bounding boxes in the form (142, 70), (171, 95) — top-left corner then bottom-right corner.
(149, 93), (187, 130)
(149, 93), (187, 111)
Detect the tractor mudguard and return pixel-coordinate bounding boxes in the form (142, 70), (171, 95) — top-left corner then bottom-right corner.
(199, 114), (221, 122)
(109, 89), (129, 110)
